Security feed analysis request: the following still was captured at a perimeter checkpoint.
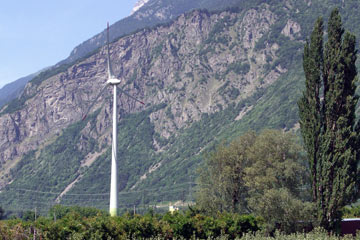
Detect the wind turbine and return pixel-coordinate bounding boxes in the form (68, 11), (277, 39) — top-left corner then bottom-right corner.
(82, 22), (144, 216)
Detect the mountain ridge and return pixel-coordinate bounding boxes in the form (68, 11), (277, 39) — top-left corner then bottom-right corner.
(0, 0), (245, 112)
(0, 0), (359, 213)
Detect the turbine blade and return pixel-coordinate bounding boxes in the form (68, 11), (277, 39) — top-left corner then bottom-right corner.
(107, 22), (114, 79)
(82, 84), (108, 120)
(118, 87), (145, 105)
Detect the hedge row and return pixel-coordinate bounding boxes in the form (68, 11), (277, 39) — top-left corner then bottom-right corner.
(0, 210), (261, 239)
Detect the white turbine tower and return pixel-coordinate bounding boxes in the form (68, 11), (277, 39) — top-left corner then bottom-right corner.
(82, 22), (144, 216)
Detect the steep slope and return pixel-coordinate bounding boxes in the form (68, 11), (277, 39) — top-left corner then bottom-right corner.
(63, 0), (255, 64)
(0, 74), (34, 109)
(0, 0), (359, 213)
(0, 68), (50, 109)
(0, 0), (255, 114)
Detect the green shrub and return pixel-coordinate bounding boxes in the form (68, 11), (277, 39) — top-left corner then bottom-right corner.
(162, 211), (195, 239)
(1, 210), (358, 239)
(343, 205), (360, 218)
(121, 213), (159, 239)
(48, 205), (106, 220)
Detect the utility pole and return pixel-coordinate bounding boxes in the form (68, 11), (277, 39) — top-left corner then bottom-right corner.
(33, 207), (37, 240)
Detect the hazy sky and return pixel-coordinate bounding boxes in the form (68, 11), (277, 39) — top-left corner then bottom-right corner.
(0, 0), (138, 88)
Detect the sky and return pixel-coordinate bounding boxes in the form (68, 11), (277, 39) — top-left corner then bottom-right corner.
(0, 0), (138, 88)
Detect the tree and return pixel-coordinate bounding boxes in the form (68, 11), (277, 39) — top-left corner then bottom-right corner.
(244, 130), (308, 201)
(298, 8), (359, 230)
(298, 17), (323, 203)
(0, 206), (4, 220)
(196, 131), (256, 214)
(21, 210), (36, 221)
(244, 130), (313, 233)
(196, 129), (311, 228)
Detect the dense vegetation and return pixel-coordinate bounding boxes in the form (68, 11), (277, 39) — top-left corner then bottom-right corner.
(0, 110), (101, 215)
(298, 9), (359, 230)
(0, 205), (262, 239)
(0, 205), (359, 239)
(196, 130), (315, 233)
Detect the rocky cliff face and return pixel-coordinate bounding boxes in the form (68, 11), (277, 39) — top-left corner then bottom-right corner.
(0, 0), (251, 113)
(64, 0), (245, 64)
(0, 5), (293, 189)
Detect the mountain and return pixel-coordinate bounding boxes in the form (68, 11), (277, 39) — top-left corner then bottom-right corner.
(0, 0), (359, 214)
(0, 74), (34, 109)
(0, 0), (245, 115)
(0, 68), (51, 110)
(131, 0), (150, 14)
(62, 0), (248, 64)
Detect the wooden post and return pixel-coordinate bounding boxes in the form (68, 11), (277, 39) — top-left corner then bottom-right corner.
(33, 207), (37, 240)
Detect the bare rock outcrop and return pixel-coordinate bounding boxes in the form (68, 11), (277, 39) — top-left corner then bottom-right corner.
(0, 5), (300, 188)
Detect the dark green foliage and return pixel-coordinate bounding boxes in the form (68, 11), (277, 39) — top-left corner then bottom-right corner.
(0, 206), (3, 220)
(127, 69), (138, 85)
(197, 130), (312, 233)
(196, 132), (257, 214)
(273, 40), (303, 70)
(298, 17), (323, 203)
(343, 205), (360, 218)
(226, 62), (251, 75)
(21, 210), (36, 221)
(231, 65), (304, 132)
(320, 9), (359, 230)
(205, 16), (230, 44)
(152, 43), (164, 59)
(30, 64), (71, 87)
(0, 209), (261, 239)
(228, 87), (240, 100)
(165, 106), (174, 120)
(48, 205), (107, 220)
(298, 9), (359, 231)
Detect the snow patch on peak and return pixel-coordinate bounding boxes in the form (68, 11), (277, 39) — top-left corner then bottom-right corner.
(131, 0), (150, 15)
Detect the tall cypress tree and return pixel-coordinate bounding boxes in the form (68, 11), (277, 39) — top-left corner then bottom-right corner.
(298, 9), (359, 230)
(298, 17), (323, 202)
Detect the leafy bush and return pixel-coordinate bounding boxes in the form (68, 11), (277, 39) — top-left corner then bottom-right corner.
(166, 211), (200, 238)
(48, 205), (107, 220)
(0, 209), (263, 239)
(1, 208), (359, 239)
(343, 205), (360, 218)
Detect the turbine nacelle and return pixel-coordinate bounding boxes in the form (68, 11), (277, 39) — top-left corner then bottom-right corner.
(81, 22), (145, 122)
(107, 77), (121, 85)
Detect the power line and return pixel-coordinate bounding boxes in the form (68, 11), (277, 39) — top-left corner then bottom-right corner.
(0, 182), (198, 214)
(6, 182), (197, 197)
(9, 188), (109, 196)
